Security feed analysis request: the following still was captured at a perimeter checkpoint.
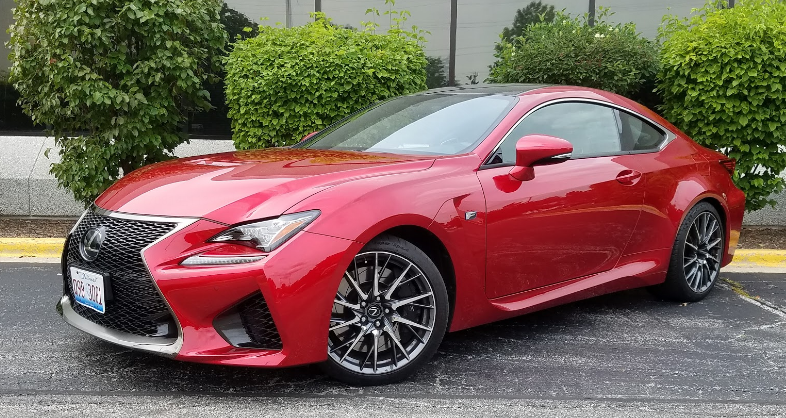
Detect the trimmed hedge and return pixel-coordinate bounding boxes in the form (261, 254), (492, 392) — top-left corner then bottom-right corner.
(225, 18), (427, 149)
(488, 8), (660, 108)
(658, 0), (786, 211)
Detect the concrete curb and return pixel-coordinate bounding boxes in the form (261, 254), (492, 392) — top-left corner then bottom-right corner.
(0, 238), (64, 259)
(1, 239), (784, 269)
(728, 249), (786, 269)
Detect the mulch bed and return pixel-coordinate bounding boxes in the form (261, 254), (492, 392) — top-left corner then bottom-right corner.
(737, 227), (786, 250)
(0, 218), (77, 239)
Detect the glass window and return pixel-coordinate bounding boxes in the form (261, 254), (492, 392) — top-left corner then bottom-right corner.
(304, 94), (516, 156)
(618, 110), (666, 151)
(490, 102), (622, 165)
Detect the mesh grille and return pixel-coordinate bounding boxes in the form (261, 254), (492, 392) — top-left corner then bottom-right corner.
(65, 210), (178, 338)
(238, 293), (282, 349)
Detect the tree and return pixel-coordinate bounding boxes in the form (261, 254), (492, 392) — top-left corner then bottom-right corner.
(496, 1), (556, 52)
(190, 3), (257, 136)
(220, 2), (258, 42)
(7, 0), (227, 205)
(425, 56), (448, 89)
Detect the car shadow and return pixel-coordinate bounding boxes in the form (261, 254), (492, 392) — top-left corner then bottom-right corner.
(80, 287), (700, 393)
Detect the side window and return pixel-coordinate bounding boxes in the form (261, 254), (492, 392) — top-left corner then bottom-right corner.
(490, 102), (622, 164)
(618, 111), (666, 151)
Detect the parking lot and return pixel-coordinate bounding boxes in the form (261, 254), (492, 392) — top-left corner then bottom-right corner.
(2, 262), (785, 417)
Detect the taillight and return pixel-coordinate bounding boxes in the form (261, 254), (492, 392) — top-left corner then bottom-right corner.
(719, 158), (736, 175)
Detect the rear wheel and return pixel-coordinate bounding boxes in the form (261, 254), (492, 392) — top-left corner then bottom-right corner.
(654, 202), (724, 302)
(320, 235), (449, 386)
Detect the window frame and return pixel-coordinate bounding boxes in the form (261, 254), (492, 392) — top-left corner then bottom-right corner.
(481, 98), (676, 169)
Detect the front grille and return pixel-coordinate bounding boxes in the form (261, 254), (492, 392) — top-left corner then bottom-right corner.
(64, 210), (178, 338)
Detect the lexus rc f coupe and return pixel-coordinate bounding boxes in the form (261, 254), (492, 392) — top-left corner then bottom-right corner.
(58, 84), (745, 386)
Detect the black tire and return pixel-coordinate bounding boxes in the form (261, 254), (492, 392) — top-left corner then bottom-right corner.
(320, 234), (450, 386)
(652, 202), (724, 302)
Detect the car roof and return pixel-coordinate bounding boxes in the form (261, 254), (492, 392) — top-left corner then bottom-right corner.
(418, 83), (549, 96)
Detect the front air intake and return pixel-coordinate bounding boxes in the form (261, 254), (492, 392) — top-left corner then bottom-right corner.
(213, 292), (283, 350)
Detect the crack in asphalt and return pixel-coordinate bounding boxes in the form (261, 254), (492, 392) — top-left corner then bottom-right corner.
(719, 279), (786, 319)
(1, 389), (786, 406)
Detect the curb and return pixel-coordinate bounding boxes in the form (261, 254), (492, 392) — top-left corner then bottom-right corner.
(0, 239), (784, 268)
(727, 249), (786, 269)
(0, 238), (65, 259)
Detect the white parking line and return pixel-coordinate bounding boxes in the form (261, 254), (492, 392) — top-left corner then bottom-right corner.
(717, 282), (786, 320)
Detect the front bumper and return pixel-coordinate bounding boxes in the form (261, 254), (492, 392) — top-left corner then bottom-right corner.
(58, 295), (180, 356)
(58, 208), (363, 367)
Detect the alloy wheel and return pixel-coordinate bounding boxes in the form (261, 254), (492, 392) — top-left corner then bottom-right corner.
(682, 211), (723, 293)
(328, 251), (437, 374)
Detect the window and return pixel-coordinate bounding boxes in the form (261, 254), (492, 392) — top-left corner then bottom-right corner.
(490, 102), (622, 165)
(618, 110), (666, 151)
(306, 94), (516, 156)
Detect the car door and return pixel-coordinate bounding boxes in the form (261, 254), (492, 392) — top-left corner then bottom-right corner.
(477, 101), (645, 299)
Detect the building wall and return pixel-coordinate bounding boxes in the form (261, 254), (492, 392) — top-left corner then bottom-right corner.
(1, 0), (711, 85)
(0, 0), (728, 135)
(1, 0), (14, 73)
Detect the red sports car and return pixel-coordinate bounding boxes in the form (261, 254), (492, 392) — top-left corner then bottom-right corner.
(57, 85), (745, 386)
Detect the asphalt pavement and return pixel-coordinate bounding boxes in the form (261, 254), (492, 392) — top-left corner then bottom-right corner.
(1, 262), (786, 417)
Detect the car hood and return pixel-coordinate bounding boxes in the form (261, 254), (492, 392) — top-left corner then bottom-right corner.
(95, 148), (435, 224)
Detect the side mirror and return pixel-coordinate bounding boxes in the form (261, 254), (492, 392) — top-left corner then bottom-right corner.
(509, 134), (573, 181)
(300, 131), (320, 143)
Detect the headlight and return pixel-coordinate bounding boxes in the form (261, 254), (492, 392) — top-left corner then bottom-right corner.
(209, 210), (320, 252)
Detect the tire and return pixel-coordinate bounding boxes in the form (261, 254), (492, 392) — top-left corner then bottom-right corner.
(320, 234), (450, 386)
(652, 202), (725, 302)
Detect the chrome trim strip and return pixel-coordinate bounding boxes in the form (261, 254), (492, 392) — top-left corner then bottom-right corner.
(58, 295), (179, 356)
(62, 207), (199, 357)
(68, 210), (90, 235)
(551, 153), (573, 160)
(482, 97), (677, 166)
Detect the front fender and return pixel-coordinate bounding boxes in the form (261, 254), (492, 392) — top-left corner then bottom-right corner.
(290, 155), (483, 243)
(287, 155), (490, 332)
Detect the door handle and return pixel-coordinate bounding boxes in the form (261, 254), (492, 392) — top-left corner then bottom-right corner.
(616, 170), (642, 185)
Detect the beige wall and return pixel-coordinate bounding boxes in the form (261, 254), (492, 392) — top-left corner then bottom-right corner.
(221, 0), (707, 82)
(0, 0), (14, 74)
(0, 0), (710, 81)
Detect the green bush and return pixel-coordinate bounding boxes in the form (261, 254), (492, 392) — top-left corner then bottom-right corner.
(225, 14), (427, 150)
(488, 8), (660, 107)
(7, 0), (226, 205)
(658, 0), (786, 211)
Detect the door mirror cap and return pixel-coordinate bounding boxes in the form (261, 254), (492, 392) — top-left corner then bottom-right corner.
(509, 135), (573, 181)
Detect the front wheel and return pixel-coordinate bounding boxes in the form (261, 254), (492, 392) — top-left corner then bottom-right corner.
(654, 202), (725, 302)
(320, 235), (449, 386)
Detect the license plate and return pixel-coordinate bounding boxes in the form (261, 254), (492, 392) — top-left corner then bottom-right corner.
(70, 267), (105, 314)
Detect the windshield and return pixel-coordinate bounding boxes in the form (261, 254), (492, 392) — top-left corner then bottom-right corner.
(301, 94), (516, 155)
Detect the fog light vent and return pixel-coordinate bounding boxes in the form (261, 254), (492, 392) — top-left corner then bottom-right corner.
(214, 291), (282, 350)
